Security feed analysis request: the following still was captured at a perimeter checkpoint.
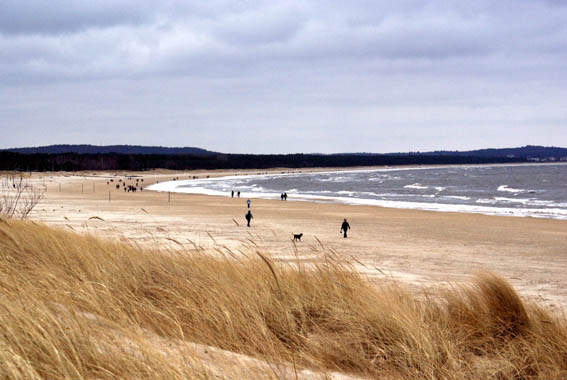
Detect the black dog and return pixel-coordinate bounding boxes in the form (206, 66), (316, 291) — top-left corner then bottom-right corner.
(293, 233), (303, 242)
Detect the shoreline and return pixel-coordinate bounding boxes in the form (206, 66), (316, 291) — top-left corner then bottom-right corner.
(147, 162), (567, 221)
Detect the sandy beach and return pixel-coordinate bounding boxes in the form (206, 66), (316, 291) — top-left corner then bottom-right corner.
(22, 168), (567, 311)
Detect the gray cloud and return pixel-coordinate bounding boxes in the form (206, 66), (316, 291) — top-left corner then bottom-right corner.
(0, 0), (150, 35)
(0, 0), (566, 153)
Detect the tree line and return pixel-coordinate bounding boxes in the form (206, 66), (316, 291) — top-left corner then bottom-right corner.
(0, 151), (522, 172)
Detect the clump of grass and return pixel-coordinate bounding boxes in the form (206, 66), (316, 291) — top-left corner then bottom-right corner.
(0, 293), (204, 380)
(1, 219), (566, 379)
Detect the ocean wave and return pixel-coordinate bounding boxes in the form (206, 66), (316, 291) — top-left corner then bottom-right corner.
(443, 196), (471, 200)
(497, 185), (527, 193)
(335, 190), (382, 198)
(316, 176), (351, 183)
(476, 197), (564, 208)
(337, 190), (356, 196)
(294, 194), (567, 220)
(368, 175), (401, 181)
(404, 183), (428, 190)
(306, 190), (333, 194)
(494, 197), (531, 204)
(228, 184), (256, 190)
(359, 191), (379, 197)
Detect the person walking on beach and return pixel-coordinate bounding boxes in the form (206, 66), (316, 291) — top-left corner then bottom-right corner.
(247, 199), (251, 209)
(231, 190), (234, 198)
(245, 210), (253, 227)
(340, 218), (350, 238)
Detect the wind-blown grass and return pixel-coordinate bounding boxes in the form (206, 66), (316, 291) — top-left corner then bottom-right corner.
(0, 218), (566, 379)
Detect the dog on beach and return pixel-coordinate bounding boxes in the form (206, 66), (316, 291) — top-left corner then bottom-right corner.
(292, 233), (303, 242)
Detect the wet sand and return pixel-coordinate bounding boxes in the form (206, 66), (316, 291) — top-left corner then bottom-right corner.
(21, 169), (567, 311)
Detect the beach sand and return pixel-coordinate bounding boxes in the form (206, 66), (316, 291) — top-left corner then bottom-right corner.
(22, 169), (567, 311)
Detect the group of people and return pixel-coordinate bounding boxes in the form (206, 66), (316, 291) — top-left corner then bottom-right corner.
(233, 189), (351, 237)
(243, 197), (351, 238)
(123, 185), (140, 192)
(231, 190), (241, 198)
(108, 178), (143, 193)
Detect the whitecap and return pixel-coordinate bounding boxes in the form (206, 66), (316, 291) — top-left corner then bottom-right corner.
(443, 196), (470, 201)
(368, 175), (401, 181)
(317, 176), (351, 183)
(494, 197), (531, 204)
(477, 198), (497, 204)
(336, 191), (356, 196)
(497, 185), (526, 193)
(404, 183), (429, 190)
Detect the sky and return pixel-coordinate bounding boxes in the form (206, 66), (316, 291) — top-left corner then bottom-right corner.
(1, 0), (566, 154)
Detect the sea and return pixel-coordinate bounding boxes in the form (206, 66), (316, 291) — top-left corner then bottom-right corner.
(148, 163), (567, 220)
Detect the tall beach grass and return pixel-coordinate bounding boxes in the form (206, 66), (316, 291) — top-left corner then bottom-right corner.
(0, 218), (566, 379)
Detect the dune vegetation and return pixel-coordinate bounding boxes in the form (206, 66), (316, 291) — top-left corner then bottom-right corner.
(1, 218), (566, 379)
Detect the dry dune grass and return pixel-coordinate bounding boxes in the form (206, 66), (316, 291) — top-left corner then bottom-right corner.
(1, 218), (566, 379)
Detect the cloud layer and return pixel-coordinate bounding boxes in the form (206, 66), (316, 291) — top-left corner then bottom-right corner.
(1, 0), (566, 153)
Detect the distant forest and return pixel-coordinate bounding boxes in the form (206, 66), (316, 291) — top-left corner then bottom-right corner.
(4, 144), (214, 156)
(1, 145), (565, 172)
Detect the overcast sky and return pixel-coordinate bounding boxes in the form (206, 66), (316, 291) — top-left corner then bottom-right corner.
(1, 0), (566, 153)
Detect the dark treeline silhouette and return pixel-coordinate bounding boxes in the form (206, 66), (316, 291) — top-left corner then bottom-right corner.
(2, 144), (215, 156)
(0, 151), (524, 172)
(3, 145), (565, 172)
(407, 145), (567, 159)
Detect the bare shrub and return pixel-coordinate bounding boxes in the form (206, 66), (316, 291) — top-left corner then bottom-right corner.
(0, 176), (44, 219)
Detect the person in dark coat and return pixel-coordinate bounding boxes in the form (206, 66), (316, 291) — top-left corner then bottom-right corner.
(340, 218), (350, 238)
(245, 210), (253, 227)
